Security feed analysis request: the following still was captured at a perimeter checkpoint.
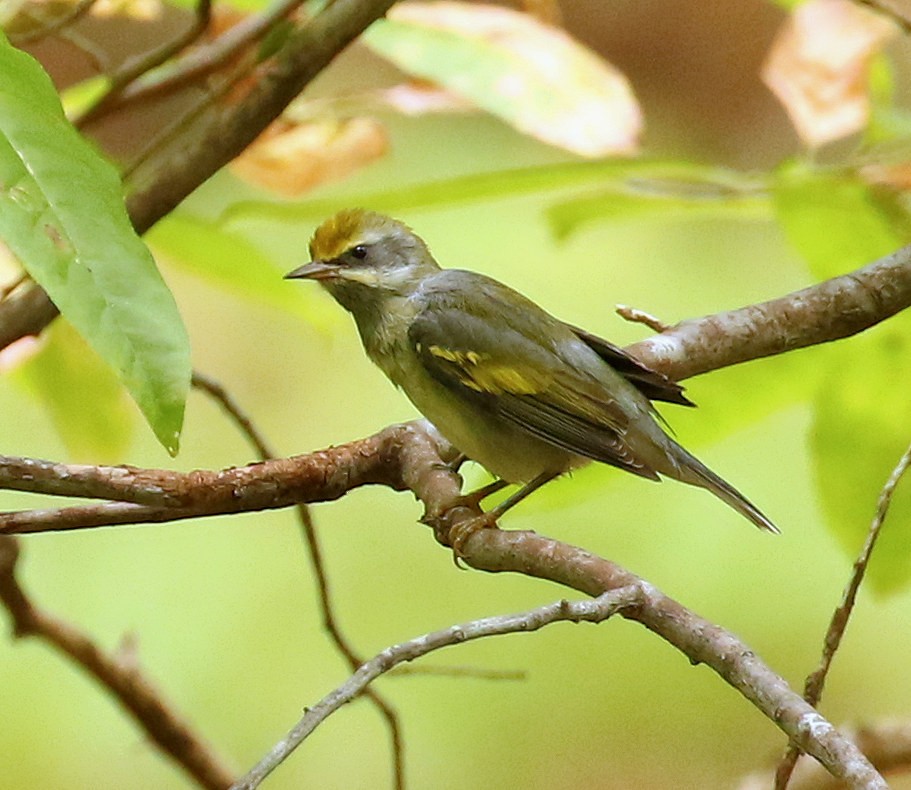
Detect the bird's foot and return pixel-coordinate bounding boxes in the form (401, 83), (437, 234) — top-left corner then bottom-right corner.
(420, 504), (500, 568)
(449, 510), (499, 567)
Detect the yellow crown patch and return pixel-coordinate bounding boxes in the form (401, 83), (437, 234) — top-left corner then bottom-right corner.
(309, 208), (404, 261)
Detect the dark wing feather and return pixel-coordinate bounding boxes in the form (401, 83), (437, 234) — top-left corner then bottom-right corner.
(408, 278), (660, 479)
(567, 325), (694, 407)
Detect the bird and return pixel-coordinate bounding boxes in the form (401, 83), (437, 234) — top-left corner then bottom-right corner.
(285, 209), (777, 549)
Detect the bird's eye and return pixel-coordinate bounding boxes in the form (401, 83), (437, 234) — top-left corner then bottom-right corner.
(351, 245), (368, 260)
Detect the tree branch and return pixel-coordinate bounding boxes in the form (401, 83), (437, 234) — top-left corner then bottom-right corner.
(0, 536), (235, 789)
(0, 420), (456, 533)
(626, 244), (911, 380)
(0, 416), (890, 785)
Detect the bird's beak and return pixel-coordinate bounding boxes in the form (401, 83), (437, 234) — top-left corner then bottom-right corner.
(284, 260), (341, 281)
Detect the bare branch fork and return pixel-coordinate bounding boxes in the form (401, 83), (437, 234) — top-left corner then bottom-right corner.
(3, 247), (911, 786)
(231, 587), (645, 789)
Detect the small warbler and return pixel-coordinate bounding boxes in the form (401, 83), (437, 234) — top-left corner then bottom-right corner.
(286, 209), (777, 540)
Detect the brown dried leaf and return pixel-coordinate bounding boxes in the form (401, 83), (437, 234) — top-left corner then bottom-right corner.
(762, 0), (897, 148)
(860, 161), (911, 190)
(230, 117), (389, 197)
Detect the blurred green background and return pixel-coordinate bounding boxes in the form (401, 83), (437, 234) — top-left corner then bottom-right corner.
(4, 2), (911, 788)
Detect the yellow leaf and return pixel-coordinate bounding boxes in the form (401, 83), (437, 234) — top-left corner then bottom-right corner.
(366, 2), (642, 157)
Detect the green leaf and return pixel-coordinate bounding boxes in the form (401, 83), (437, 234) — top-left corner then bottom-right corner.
(547, 186), (770, 240)
(146, 213), (337, 328)
(0, 33), (190, 453)
(772, 164), (911, 279)
(14, 320), (134, 462)
(865, 55), (911, 143)
(810, 317), (911, 594)
(59, 75), (110, 119)
(224, 159), (767, 225)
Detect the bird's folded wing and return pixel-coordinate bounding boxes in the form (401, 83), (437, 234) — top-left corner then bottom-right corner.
(567, 325), (694, 407)
(408, 305), (660, 480)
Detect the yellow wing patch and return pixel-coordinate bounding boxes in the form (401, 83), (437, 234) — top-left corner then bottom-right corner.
(427, 345), (549, 395)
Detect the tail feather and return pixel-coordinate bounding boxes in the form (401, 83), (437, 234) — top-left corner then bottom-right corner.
(669, 445), (779, 534)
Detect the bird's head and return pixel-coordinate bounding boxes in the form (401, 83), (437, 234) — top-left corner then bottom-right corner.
(285, 209), (440, 312)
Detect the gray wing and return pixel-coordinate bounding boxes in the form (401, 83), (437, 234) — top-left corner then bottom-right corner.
(567, 325), (694, 407)
(408, 274), (661, 479)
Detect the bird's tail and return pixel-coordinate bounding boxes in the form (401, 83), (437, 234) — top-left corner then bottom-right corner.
(668, 444), (779, 534)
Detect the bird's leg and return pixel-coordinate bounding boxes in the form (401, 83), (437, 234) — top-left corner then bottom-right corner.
(484, 471), (559, 521)
(458, 478), (510, 509)
(447, 452), (469, 473)
(449, 470), (560, 558)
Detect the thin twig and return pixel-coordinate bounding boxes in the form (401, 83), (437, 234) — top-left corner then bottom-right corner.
(854, 0), (911, 34)
(10, 0), (98, 44)
(230, 586), (642, 789)
(57, 24), (111, 73)
(615, 304), (670, 333)
(75, 0), (214, 128)
(115, 0), (308, 109)
(295, 508), (406, 789)
(191, 372), (273, 459)
(190, 371), (405, 790)
(389, 665), (526, 681)
(774, 441), (911, 789)
(0, 536), (235, 789)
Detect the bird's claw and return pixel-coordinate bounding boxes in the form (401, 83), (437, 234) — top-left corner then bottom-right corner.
(449, 511), (499, 568)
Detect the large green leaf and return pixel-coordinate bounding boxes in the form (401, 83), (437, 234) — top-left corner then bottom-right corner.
(811, 317), (911, 594)
(772, 164), (911, 279)
(0, 33), (189, 453)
